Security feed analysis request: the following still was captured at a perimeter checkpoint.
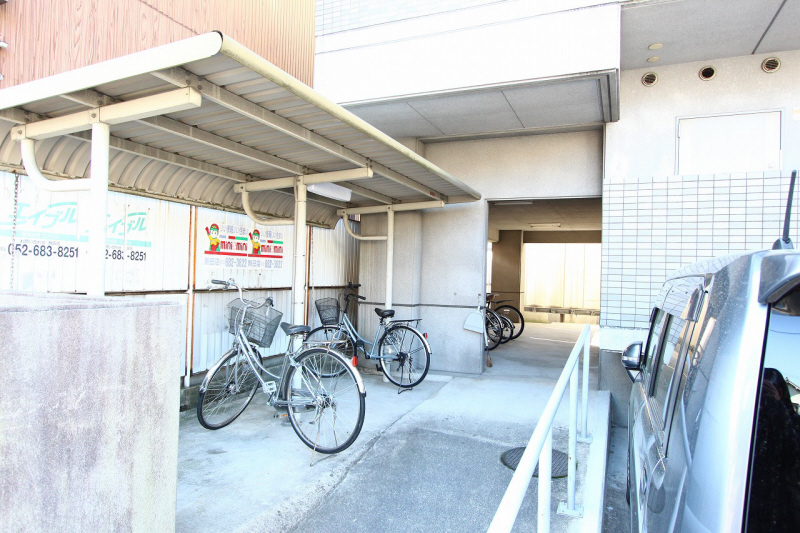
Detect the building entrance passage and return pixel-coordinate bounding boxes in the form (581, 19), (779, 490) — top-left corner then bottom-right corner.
(487, 197), (602, 333)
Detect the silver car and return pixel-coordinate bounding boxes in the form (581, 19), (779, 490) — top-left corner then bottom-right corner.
(622, 249), (800, 532)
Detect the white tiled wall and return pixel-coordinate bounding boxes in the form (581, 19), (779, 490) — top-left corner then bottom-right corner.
(601, 171), (800, 329)
(315, 0), (506, 35)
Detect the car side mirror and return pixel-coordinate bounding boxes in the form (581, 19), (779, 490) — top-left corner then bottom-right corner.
(621, 342), (643, 370)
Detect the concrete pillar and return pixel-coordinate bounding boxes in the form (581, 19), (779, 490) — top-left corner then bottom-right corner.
(0, 293), (183, 531)
(491, 230), (523, 310)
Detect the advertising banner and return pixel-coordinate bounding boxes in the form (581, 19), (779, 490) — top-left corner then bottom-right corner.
(194, 207), (293, 289)
(0, 172), (190, 292)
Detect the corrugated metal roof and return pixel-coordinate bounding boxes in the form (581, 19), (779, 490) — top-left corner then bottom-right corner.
(0, 32), (480, 228)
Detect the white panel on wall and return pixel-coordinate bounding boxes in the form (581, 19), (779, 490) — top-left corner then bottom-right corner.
(0, 172), (189, 293)
(194, 207), (294, 290)
(678, 112), (782, 175)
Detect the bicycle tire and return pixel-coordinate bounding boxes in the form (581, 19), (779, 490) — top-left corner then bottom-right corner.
(495, 304), (524, 340)
(284, 348), (365, 454)
(197, 347), (260, 429)
(378, 324), (431, 388)
(485, 310), (503, 351)
(499, 315), (514, 344)
(305, 325), (355, 359)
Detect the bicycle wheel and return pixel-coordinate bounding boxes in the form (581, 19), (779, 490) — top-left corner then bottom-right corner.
(197, 347), (260, 429)
(496, 304), (525, 340)
(378, 324), (431, 388)
(285, 348), (365, 454)
(499, 315), (514, 344)
(485, 310), (503, 351)
(306, 326), (355, 359)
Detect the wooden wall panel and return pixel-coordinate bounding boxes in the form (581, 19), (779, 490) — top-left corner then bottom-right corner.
(0, 0), (315, 89)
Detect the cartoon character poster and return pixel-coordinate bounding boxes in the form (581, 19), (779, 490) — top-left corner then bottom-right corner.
(200, 214), (284, 271)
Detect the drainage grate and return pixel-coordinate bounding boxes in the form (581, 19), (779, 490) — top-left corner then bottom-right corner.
(500, 447), (571, 478)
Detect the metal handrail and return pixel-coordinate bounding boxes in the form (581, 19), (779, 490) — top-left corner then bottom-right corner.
(488, 324), (592, 533)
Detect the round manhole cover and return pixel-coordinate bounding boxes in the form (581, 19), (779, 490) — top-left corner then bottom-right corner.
(500, 447), (571, 478)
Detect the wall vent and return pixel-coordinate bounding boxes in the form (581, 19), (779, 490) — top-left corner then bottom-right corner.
(642, 72), (658, 87)
(699, 66), (716, 81)
(761, 57), (781, 73)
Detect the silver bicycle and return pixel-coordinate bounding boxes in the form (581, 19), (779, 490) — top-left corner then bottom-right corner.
(307, 282), (432, 389)
(196, 279), (366, 454)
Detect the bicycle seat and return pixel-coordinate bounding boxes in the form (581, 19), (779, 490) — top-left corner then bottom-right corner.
(374, 308), (395, 318)
(280, 323), (311, 336)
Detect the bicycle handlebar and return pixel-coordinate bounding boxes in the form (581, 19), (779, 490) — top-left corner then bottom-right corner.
(210, 278), (272, 308)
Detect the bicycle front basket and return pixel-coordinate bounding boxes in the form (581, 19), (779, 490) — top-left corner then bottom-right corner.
(227, 299), (283, 348)
(315, 297), (340, 326)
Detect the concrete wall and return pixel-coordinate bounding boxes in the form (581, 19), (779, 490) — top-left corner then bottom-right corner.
(315, 3), (620, 104)
(354, 130), (603, 374)
(490, 230), (522, 309)
(606, 50), (800, 179)
(0, 293), (183, 531)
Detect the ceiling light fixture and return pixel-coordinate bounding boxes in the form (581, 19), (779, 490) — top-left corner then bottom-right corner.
(529, 223), (561, 228)
(648, 43), (663, 50)
(307, 182), (352, 202)
(495, 200), (534, 205)
(647, 56), (660, 63)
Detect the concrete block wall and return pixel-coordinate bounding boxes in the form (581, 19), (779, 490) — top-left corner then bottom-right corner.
(601, 171), (800, 332)
(0, 293), (183, 531)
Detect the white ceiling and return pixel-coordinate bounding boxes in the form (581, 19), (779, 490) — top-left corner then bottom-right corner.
(346, 75), (614, 142)
(621, 0), (800, 69)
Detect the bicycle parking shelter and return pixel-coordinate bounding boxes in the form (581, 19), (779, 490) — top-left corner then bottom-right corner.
(0, 32), (481, 328)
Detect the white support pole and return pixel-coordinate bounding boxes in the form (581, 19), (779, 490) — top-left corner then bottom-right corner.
(538, 430), (552, 533)
(87, 121), (110, 297)
(558, 365), (583, 517)
(568, 367), (578, 510)
(579, 331), (592, 443)
(293, 177), (307, 326)
(385, 209), (394, 309)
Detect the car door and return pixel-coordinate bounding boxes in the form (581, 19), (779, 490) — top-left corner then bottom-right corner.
(630, 309), (668, 531)
(639, 313), (694, 533)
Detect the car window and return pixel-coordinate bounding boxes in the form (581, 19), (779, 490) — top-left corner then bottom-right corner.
(650, 314), (688, 429)
(745, 287), (800, 532)
(643, 309), (667, 379)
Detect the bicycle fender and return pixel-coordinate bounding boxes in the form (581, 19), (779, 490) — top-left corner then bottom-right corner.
(198, 347), (236, 394)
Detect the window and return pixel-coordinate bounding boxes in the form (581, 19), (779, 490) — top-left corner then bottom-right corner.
(745, 288), (800, 532)
(643, 309), (667, 379)
(650, 315), (688, 428)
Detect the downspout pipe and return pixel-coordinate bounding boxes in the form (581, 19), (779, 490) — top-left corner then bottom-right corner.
(240, 188), (294, 226)
(341, 214), (387, 241)
(20, 138), (92, 192)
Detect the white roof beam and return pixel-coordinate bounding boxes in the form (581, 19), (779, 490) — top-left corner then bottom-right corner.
(140, 115), (305, 175)
(337, 200), (445, 216)
(338, 182), (393, 205)
(152, 67), (446, 202)
(11, 88), (202, 141)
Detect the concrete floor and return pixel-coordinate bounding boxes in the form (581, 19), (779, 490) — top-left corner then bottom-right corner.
(176, 323), (608, 533)
(602, 427), (629, 533)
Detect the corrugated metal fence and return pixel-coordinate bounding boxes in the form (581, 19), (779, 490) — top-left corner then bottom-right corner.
(1, 172), (360, 378)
